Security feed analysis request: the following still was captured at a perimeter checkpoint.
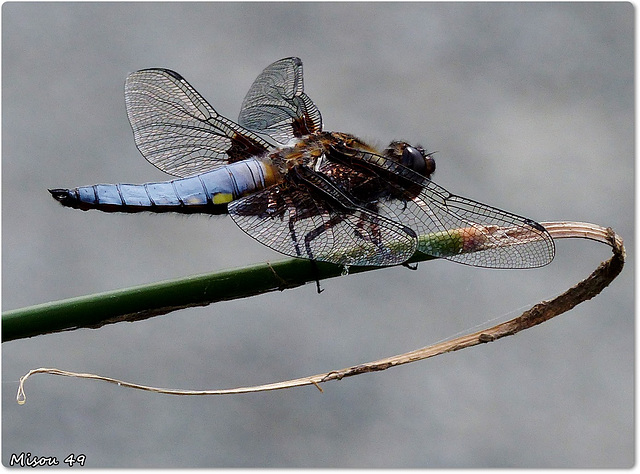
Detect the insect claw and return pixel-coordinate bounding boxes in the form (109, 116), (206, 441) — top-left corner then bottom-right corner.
(402, 262), (419, 271)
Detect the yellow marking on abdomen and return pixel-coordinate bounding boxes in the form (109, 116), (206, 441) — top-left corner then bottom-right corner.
(212, 193), (234, 204)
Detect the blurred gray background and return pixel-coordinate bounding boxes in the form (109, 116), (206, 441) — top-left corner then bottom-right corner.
(2, 2), (633, 468)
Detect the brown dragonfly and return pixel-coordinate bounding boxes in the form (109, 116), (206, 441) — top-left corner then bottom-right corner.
(50, 57), (554, 268)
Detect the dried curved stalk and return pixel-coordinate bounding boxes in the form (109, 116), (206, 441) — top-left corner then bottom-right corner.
(17, 221), (624, 403)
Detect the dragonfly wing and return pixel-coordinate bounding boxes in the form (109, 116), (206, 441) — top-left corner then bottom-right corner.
(238, 57), (323, 144)
(410, 181), (555, 268)
(228, 183), (417, 267)
(351, 149), (555, 268)
(371, 177), (555, 269)
(125, 69), (273, 177)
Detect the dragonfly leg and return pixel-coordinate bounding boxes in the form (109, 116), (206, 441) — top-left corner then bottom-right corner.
(352, 206), (399, 262)
(303, 214), (347, 261)
(288, 215), (303, 257)
(309, 260), (324, 294)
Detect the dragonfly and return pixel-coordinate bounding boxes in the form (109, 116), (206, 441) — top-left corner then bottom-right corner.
(50, 57), (555, 269)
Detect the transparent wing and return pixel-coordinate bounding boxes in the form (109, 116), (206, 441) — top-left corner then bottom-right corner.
(125, 68), (273, 178)
(227, 184), (417, 267)
(356, 151), (555, 269)
(238, 57), (323, 144)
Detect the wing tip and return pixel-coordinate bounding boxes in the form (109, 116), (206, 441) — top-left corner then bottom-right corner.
(126, 68), (185, 84)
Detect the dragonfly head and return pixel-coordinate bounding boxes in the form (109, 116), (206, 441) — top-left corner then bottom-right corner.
(386, 141), (436, 179)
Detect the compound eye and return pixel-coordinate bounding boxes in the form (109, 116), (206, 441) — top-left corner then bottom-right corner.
(401, 146), (426, 174)
(424, 153), (436, 177)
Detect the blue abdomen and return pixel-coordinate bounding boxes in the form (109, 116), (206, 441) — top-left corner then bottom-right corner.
(50, 158), (276, 215)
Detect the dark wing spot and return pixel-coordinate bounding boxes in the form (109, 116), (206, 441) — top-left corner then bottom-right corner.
(292, 114), (319, 138)
(227, 132), (270, 163)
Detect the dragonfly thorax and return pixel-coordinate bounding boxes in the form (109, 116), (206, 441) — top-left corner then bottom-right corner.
(268, 134), (327, 175)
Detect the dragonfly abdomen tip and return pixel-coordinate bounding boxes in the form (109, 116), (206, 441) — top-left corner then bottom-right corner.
(49, 188), (83, 209)
(49, 188), (70, 201)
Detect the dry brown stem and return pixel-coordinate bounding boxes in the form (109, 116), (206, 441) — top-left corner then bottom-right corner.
(17, 221), (624, 403)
